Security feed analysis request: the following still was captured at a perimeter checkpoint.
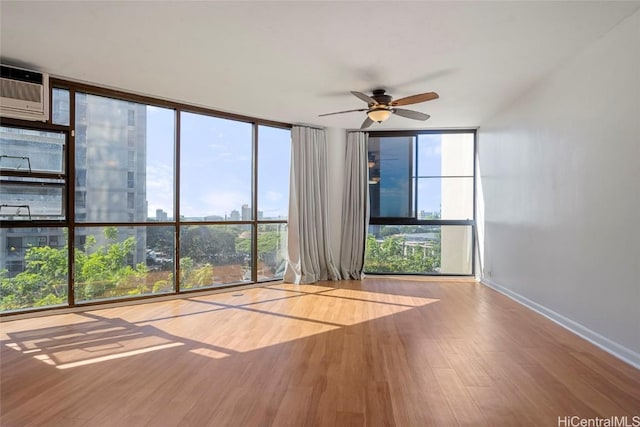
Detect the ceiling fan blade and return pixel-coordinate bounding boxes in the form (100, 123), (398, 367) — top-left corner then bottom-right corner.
(391, 92), (439, 106)
(360, 116), (374, 129)
(393, 108), (430, 121)
(351, 91), (377, 105)
(318, 108), (368, 117)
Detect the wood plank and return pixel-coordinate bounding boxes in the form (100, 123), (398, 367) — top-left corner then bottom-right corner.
(1, 277), (639, 426)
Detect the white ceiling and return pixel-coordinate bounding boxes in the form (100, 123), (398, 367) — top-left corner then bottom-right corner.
(1, 1), (639, 130)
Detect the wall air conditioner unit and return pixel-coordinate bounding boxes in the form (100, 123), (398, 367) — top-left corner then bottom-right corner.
(0, 64), (49, 122)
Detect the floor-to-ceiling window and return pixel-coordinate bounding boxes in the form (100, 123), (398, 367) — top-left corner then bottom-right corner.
(256, 125), (290, 281)
(0, 125), (69, 310)
(366, 130), (476, 275)
(0, 79), (291, 313)
(179, 112), (253, 289)
(72, 92), (176, 302)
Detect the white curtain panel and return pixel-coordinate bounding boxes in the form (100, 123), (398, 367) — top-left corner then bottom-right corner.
(339, 131), (369, 279)
(284, 126), (340, 284)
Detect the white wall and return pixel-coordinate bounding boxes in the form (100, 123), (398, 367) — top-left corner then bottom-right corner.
(478, 10), (640, 366)
(441, 133), (475, 273)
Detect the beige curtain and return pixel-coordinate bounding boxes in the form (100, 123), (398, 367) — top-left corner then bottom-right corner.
(339, 131), (369, 279)
(284, 126), (340, 284)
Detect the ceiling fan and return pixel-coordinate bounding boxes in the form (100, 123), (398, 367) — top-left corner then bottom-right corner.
(319, 89), (439, 129)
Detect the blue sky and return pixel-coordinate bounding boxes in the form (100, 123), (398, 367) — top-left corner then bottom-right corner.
(417, 134), (443, 214)
(146, 107), (290, 220)
(145, 103), (472, 222)
(59, 91), (470, 222)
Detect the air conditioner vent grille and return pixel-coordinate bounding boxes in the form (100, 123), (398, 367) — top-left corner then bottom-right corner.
(1, 78), (42, 103)
(0, 64), (49, 121)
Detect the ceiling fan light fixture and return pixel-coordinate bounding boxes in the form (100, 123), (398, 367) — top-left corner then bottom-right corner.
(319, 89), (438, 126)
(367, 109), (392, 123)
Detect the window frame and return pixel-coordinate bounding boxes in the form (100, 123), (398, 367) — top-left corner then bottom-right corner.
(0, 119), (70, 224)
(366, 129), (477, 276)
(1, 77), (292, 316)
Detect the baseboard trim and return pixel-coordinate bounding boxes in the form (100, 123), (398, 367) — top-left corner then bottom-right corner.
(480, 277), (640, 370)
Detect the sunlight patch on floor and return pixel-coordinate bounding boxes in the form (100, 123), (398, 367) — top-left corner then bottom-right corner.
(321, 288), (438, 307)
(188, 347), (232, 360)
(55, 342), (184, 369)
(2, 283), (440, 369)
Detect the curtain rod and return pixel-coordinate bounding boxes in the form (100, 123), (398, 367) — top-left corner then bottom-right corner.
(293, 123), (326, 130)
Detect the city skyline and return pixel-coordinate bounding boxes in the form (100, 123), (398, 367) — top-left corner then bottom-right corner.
(153, 203), (287, 222)
(147, 107), (291, 221)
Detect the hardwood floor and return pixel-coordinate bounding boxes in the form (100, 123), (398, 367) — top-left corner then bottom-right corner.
(1, 277), (639, 426)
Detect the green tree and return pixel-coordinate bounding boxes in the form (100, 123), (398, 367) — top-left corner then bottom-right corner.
(1, 244), (68, 310)
(146, 226), (174, 256)
(365, 234), (438, 273)
(74, 228), (146, 300)
(235, 237), (251, 256)
(1, 228), (153, 311)
(235, 230), (281, 257)
(180, 226), (237, 264)
(380, 226), (401, 237)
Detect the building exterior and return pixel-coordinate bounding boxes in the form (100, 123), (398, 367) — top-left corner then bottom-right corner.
(1, 125), (67, 277)
(1, 93), (149, 276)
(241, 204), (251, 221)
(155, 209), (168, 221)
(228, 209), (240, 221)
(74, 93), (147, 264)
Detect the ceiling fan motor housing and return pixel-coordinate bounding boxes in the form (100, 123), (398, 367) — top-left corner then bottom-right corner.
(371, 89), (392, 105)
